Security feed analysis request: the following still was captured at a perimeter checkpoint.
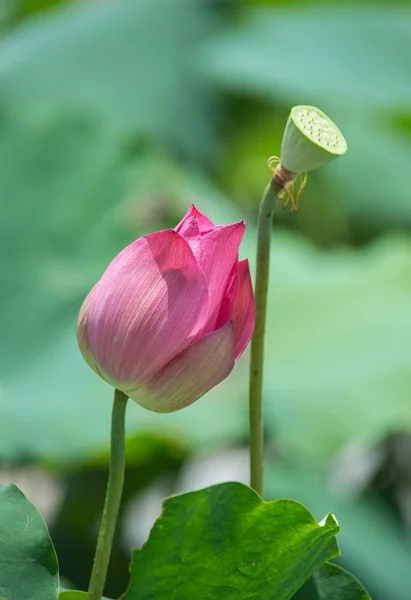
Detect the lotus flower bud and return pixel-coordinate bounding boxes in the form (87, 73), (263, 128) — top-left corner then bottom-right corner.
(77, 206), (255, 413)
(281, 105), (347, 174)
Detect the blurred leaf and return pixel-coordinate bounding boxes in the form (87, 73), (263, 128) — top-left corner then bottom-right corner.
(15, 0), (71, 18)
(0, 110), (135, 379)
(2, 0), (73, 31)
(266, 464), (411, 600)
(262, 233), (411, 462)
(123, 481), (340, 600)
(309, 563), (371, 599)
(293, 563), (371, 599)
(0, 0), (218, 157)
(319, 106), (411, 225)
(0, 483), (59, 600)
(0, 0), (14, 28)
(59, 592), (110, 600)
(204, 6), (411, 110)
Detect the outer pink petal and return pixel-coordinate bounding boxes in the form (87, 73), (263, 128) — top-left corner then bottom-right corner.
(175, 205), (214, 235)
(199, 221), (245, 333)
(231, 259), (255, 359)
(214, 261), (239, 330)
(129, 321), (235, 412)
(87, 229), (209, 387)
(76, 285), (104, 379)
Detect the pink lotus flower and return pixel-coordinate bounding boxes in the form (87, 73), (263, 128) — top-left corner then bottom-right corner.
(77, 206), (255, 412)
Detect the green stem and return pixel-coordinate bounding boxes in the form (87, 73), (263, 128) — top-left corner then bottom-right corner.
(249, 176), (282, 497)
(88, 389), (128, 600)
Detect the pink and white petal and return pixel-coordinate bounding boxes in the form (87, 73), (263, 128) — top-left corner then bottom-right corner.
(231, 259), (255, 359)
(175, 205), (214, 236)
(129, 321), (235, 412)
(214, 261), (239, 330)
(199, 221), (245, 333)
(87, 229), (209, 387)
(174, 207), (202, 262)
(76, 285), (105, 380)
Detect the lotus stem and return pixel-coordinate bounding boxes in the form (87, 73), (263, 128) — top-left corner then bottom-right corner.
(87, 389), (128, 600)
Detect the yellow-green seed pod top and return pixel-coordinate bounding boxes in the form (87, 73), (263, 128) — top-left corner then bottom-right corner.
(281, 106), (347, 174)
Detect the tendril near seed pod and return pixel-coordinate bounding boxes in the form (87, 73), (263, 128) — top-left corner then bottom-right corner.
(267, 157), (307, 212)
(267, 106), (348, 211)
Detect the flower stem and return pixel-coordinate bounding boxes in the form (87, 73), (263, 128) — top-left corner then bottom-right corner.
(249, 174), (284, 497)
(87, 389), (128, 600)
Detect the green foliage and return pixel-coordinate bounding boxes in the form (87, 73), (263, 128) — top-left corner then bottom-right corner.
(0, 110), (133, 379)
(266, 464), (410, 600)
(311, 563), (371, 599)
(5, 0), (71, 28)
(58, 566), (372, 600)
(123, 482), (340, 600)
(205, 6), (411, 109)
(262, 233), (411, 462)
(59, 592), (110, 600)
(0, 484), (59, 600)
(2, 482), (368, 600)
(0, 0), (217, 157)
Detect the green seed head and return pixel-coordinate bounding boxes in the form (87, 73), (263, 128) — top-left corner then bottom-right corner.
(281, 105), (347, 174)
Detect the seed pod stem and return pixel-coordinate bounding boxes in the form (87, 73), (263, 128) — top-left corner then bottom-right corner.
(248, 174), (285, 496)
(249, 105), (347, 495)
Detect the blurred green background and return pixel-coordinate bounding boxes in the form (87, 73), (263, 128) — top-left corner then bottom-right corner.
(1, 0), (410, 597)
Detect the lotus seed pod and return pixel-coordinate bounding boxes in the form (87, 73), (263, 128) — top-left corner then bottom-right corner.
(281, 106), (347, 174)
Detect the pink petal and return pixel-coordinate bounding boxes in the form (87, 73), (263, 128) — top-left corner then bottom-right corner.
(174, 206), (202, 262)
(87, 229), (209, 388)
(76, 285), (104, 379)
(214, 261), (239, 330)
(175, 205), (214, 235)
(129, 321), (235, 412)
(231, 259), (255, 359)
(199, 221), (245, 333)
